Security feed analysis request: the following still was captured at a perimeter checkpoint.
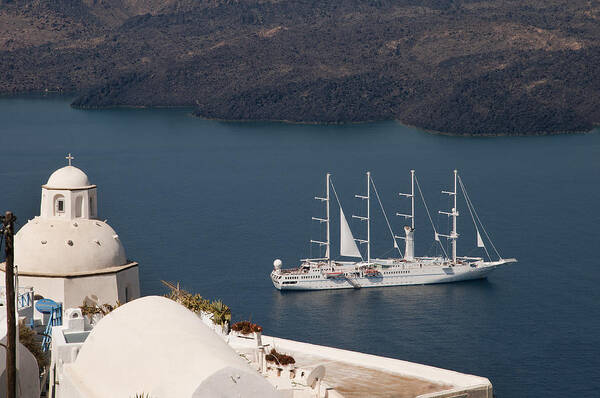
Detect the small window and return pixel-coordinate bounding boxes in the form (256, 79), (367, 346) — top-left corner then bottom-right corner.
(57, 199), (65, 212)
(75, 196), (83, 218)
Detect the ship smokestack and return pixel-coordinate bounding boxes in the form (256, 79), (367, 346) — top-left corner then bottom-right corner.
(404, 226), (414, 260)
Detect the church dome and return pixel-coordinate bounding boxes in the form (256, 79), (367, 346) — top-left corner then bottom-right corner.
(45, 166), (93, 189)
(14, 218), (127, 275)
(66, 297), (279, 398)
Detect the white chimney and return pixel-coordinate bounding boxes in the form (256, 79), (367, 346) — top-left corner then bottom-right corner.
(65, 307), (85, 332)
(404, 226), (414, 261)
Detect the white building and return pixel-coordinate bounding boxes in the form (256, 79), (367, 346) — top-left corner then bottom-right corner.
(50, 295), (494, 398)
(0, 307), (41, 398)
(1, 157), (140, 310)
(51, 296), (280, 398)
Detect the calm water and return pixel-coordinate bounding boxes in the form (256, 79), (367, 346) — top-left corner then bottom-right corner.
(1, 96), (599, 397)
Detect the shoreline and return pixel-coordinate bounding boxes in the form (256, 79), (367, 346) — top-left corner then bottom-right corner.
(1, 92), (597, 137)
(190, 113), (600, 138)
(396, 120), (599, 138)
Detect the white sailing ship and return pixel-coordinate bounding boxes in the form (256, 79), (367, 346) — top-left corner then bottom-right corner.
(270, 171), (516, 291)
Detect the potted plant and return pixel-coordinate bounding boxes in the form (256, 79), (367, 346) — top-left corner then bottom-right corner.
(231, 320), (263, 343)
(265, 348), (295, 371)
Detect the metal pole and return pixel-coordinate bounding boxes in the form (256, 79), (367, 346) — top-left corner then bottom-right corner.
(325, 173), (330, 263)
(3, 211), (17, 398)
(366, 172), (371, 264)
(452, 170), (457, 262)
(410, 170), (415, 229)
(14, 265), (19, 373)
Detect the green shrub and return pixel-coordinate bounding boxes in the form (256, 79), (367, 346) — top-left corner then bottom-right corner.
(162, 281), (231, 326)
(19, 324), (47, 371)
(80, 300), (121, 317)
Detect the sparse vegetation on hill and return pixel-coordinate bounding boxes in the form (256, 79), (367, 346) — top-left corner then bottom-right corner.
(1, 0), (599, 134)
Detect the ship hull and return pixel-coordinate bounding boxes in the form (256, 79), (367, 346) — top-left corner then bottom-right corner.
(271, 262), (507, 291)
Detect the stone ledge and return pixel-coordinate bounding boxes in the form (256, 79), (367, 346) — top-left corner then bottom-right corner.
(0, 261), (138, 278)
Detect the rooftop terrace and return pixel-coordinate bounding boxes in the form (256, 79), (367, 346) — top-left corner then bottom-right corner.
(229, 334), (492, 398)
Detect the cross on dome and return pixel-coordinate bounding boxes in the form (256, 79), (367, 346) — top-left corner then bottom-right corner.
(45, 157), (92, 189)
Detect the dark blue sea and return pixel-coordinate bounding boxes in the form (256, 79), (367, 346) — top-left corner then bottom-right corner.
(1, 96), (599, 397)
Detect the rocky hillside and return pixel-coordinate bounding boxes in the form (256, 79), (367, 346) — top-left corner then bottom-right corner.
(1, 0), (599, 134)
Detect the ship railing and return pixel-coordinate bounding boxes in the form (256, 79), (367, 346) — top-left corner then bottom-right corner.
(300, 258), (329, 265)
(278, 269), (299, 274)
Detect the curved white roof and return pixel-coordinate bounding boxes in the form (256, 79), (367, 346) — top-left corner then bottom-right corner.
(45, 166), (93, 189)
(15, 218), (127, 274)
(66, 296), (278, 398)
(0, 308), (41, 398)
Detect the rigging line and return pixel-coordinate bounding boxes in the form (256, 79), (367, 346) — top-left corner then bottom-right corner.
(458, 175), (500, 260)
(457, 176), (491, 261)
(369, 176), (403, 257)
(330, 178), (343, 208)
(458, 175), (501, 260)
(415, 176), (448, 259)
(426, 240), (437, 257)
(381, 246), (396, 258)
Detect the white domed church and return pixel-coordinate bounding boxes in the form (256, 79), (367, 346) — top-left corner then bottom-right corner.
(1, 156), (140, 309)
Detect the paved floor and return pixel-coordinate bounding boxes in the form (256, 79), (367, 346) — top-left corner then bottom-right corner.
(291, 351), (452, 398)
(234, 345), (452, 398)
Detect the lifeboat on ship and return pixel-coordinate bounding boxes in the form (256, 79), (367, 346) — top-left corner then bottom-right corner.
(364, 268), (381, 277)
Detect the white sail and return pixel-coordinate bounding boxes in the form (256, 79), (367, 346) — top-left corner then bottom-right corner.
(476, 229), (485, 248)
(340, 208), (362, 258)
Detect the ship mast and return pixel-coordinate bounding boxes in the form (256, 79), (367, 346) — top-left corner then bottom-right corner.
(439, 170), (459, 262)
(353, 171), (371, 263)
(452, 170), (458, 261)
(397, 170), (415, 227)
(311, 173), (331, 263)
(367, 171), (370, 263)
(396, 170), (416, 260)
(326, 173), (330, 262)
(411, 170), (415, 229)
